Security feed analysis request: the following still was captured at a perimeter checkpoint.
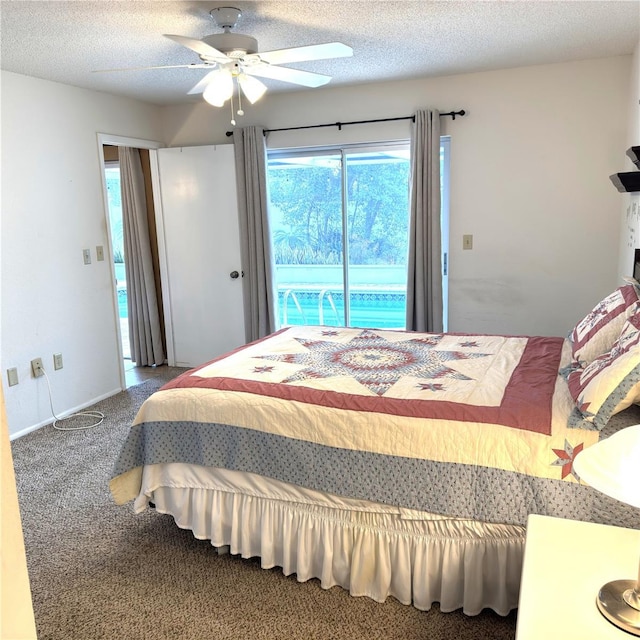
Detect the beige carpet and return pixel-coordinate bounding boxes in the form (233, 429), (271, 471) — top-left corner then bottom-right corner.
(11, 366), (518, 640)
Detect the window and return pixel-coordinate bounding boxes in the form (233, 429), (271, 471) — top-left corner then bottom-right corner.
(267, 139), (450, 330)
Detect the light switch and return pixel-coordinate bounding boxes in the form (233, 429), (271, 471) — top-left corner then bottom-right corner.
(96, 245), (105, 261)
(7, 368), (18, 386)
(463, 234), (473, 250)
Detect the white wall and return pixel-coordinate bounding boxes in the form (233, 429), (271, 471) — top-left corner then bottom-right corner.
(1, 54), (633, 436)
(617, 38), (640, 281)
(1, 71), (163, 437)
(163, 56), (631, 337)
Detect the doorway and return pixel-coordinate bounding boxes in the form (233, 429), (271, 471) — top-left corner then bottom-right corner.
(98, 134), (165, 388)
(103, 160), (130, 361)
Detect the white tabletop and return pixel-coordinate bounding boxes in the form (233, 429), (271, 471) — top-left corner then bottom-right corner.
(516, 514), (640, 639)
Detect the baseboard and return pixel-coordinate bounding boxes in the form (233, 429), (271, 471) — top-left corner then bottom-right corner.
(9, 387), (123, 441)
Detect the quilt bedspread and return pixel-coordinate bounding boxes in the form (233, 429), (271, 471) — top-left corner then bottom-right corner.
(110, 326), (616, 526)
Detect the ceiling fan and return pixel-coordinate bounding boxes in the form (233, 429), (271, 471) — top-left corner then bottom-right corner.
(97, 6), (353, 124)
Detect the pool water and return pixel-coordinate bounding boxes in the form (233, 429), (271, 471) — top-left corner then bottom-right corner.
(277, 290), (406, 329)
(119, 289), (406, 329)
(118, 290), (128, 318)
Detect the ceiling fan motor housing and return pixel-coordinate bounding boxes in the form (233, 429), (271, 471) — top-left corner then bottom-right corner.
(202, 33), (258, 57)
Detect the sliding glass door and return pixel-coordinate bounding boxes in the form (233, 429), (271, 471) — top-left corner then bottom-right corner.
(268, 143), (411, 329)
(103, 162), (131, 359)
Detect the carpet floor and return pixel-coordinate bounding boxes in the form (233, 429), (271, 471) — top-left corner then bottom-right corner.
(11, 365), (518, 639)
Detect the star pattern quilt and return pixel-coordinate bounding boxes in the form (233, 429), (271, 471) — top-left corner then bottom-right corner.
(110, 325), (618, 526)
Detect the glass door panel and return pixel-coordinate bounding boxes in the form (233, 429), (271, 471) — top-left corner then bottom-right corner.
(104, 164), (130, 359)
(268, 153), (345, 327)
(344, 149), (410, 329)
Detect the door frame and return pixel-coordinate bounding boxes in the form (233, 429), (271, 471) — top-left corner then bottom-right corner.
(96, 133), (165, 388)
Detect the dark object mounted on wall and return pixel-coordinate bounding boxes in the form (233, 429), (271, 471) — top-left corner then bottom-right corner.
(634, 249), (640, 282)
(610, 171), (640, 193)
(627, 146), (640, 169)
(610, 147), (640, 193)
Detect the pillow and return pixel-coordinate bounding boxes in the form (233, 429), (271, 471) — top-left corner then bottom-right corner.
(568, 313), (640, 429)
(569, 284), (640, 366)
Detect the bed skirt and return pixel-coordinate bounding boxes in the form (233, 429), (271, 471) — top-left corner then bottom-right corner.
(134, 464), (525, 616)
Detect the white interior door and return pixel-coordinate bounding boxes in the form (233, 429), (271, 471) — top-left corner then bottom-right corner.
(154, 145), (245, 367)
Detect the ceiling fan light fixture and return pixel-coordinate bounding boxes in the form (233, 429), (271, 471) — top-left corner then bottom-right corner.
(202, 69), (233, 107)
(238, 74), (267, 104)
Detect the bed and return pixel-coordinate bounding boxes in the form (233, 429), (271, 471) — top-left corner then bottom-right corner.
(110, 284), (640, 616)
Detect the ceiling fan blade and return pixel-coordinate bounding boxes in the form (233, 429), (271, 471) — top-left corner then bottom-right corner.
(245, 64), (331, 88)
(93, 63), (213, 73)
(187, 70), (224, 95)
(164, 34), (230, 63)
(257, 42), (353, 66)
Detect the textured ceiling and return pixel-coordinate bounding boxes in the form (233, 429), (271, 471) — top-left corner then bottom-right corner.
(1, 0), (639, 106)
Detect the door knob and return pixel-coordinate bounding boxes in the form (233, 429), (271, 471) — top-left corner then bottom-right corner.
(230, 270), (241, 279)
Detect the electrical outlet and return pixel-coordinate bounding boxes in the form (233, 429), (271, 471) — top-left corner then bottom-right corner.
(31, 357), (44, 377)
(83, 248), (91, 265)
(7, 368), (19, 386)
(53, 353), (63, 370)
(96, 245), (105, 261)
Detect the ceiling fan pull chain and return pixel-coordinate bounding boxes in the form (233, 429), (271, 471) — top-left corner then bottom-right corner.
(229, 90), (236, 126)
(237, 81), (245, 117)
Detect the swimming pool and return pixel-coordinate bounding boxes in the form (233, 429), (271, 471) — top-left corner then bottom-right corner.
(277, 289), (406, 329)
(118, 289), (128, 319)
(118, 288), (407, 329)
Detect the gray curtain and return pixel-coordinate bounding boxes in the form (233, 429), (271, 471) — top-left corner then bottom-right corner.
(233, 126), (276, 342)
(118, 147), (165, 366)
(405, 109), (444, 333)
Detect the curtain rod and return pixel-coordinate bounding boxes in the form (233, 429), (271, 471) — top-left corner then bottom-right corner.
(224, 110), (466, 137)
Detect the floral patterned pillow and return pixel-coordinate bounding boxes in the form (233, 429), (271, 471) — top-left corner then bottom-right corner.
(568, 313), (640, 429)
(569, 284), (640, 366)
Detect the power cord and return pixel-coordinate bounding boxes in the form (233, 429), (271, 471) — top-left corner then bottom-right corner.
(37, 363), (105, 431)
